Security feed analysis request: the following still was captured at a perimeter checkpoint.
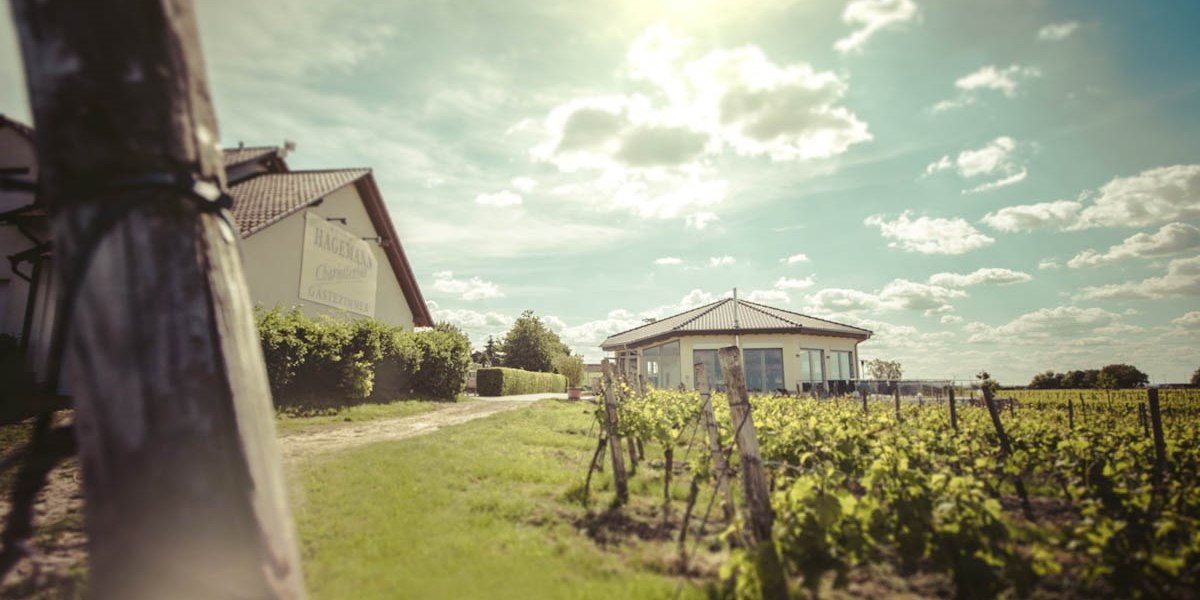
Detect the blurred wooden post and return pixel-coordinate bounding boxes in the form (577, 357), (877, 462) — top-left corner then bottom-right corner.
(696, 363), (735, 523)
(948, 387), (958, 433)
(11, 1), (305, 597)
(601, 360), (629, 505)
(1067, 397), (1075, 431)
(982, 385), (1034, 520)
(893, 386), (901, 422)
(860, 387), (868, 415)
(718, 347), (789, 600)
(1147, 387), (1167, 489)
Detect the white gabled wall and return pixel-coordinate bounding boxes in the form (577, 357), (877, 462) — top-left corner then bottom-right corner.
(633, 332), (863, 391)
(239, 183), (416, 328)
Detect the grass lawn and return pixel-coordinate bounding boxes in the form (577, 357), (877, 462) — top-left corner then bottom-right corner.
(275, 396), (472, 436)
(289, 399), (718, 600)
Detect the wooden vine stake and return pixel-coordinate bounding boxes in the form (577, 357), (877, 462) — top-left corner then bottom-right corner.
(1147, 387), (1167, 491)
(860, 387), (868, 416)
(1067, 397), (1075, 431)
(696, 363), (736, 523)
(948, 386), (958, 433)
(718, 347), (790, 600)
(893, 386), (902, 422)
(982, 384), (1034, 521)
(11, 1), (306, 597)
(601, 360), (629, 505)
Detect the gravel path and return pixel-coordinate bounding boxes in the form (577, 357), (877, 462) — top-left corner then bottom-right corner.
(278, 393), (564, 460)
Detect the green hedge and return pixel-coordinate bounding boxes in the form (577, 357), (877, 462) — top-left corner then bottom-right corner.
(256, 307), (470, 413)
(476, 367), (566, 397)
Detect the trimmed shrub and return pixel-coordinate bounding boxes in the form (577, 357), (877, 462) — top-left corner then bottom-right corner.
(476, 367), (566, 396)
(256, 307), (468, 413)
(411, 323), (472, 399)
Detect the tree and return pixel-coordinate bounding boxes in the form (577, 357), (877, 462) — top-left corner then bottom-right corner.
(500, 310), (568, 372)
(865, 358), (903, 381)
(1191, 367), (1200, 386)
(1097, 363), (1149, 389)
(553, 354), (585, 388)
(1028, 370), (1063, 389)
(483, 335), (502, 367)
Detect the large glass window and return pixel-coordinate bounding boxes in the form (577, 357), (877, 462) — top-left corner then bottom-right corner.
(799, 348), (824, 392)
(692, 349), (724, 390)
(642, 341), (680, 389)
(744, 348), (785, 393)
(829, 350), (854, 381)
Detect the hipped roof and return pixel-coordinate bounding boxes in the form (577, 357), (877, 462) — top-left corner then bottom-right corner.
(600, 297), (871, 350)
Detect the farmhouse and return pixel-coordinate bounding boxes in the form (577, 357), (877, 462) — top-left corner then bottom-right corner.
(0, 121), (431, 389)
(223, 145), (432, 328)
(600, 297), (871, 394)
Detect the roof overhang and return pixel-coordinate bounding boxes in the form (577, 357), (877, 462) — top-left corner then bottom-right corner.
(353, 175), (433, 327)
(601, 327), (872, 352)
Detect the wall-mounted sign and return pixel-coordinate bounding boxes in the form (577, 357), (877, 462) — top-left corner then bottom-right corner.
(299, 212), (377, 317)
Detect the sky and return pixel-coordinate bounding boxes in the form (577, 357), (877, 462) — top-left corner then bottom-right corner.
(2, 0), (1198, 384)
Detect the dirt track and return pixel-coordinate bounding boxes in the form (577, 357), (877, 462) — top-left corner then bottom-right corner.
(1, 394), (560, 595)
(277, 394), (561, 460)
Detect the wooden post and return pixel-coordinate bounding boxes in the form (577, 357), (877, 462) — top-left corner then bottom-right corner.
(893, 386), (901, 422)
(1067, 397), (1075, 431)
(626, 437), (639, 476)
(601, 360), (629, 505)
(718, 347), (789, 600)
(696, 363), (735, 523)
(860, 387), (868, 415)
(1147, 388), (1167, 489)
(11, 2), (305, 597)
(982, 385), (1034, 520)
(948, 387), (958, 433)
(1138, 403), (1148, 437)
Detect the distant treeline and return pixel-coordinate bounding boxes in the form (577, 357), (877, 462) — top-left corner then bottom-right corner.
(1027, 364), (1148, 389)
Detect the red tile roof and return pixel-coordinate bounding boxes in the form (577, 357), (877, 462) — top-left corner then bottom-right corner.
(228, 169), (369, 237)
(222, 146), (282, 169)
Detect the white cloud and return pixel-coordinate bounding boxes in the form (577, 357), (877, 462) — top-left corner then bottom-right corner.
(1038, 21), (1080, 42)
(932, 65), (1040, 112)
(966, 306), (1139, 344)
(686, 212), (719, 230)
(430, 307), (514, 347)
(781, 253), (810, 264)
(964, 169), (1027, 194)
(774, 276), (815, 290)
(834, 0), (918, 54)
(1038, 259), (1060, 270)
(1068, 223), (1200, 268)
(430, 271), (504, 301)
(955, 65), (1040, 97)
(655, 257), (683, 265)
(1073, 165), (1200, 229)
(928, 268), (1032, 287)
(940, 315), (963, 324)
(510, 177), (538, 192)
(474, 190), (523, 207)
(865, 211), (994, 255)
(1172, 311), (1200, 329)
(1078, 255), (1200, 299)
(745, 289), (791, 304)
(709, 255), (736, 267)
(533, 26), (871, 226)
(804, 278), (965, 315)
(923, 136), (1027, 193)
(981, 200), (1082, 232)
(984, 165), (1200, 233)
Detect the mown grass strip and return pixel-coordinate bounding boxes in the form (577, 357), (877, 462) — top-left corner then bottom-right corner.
(289, 399), (706, 600)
